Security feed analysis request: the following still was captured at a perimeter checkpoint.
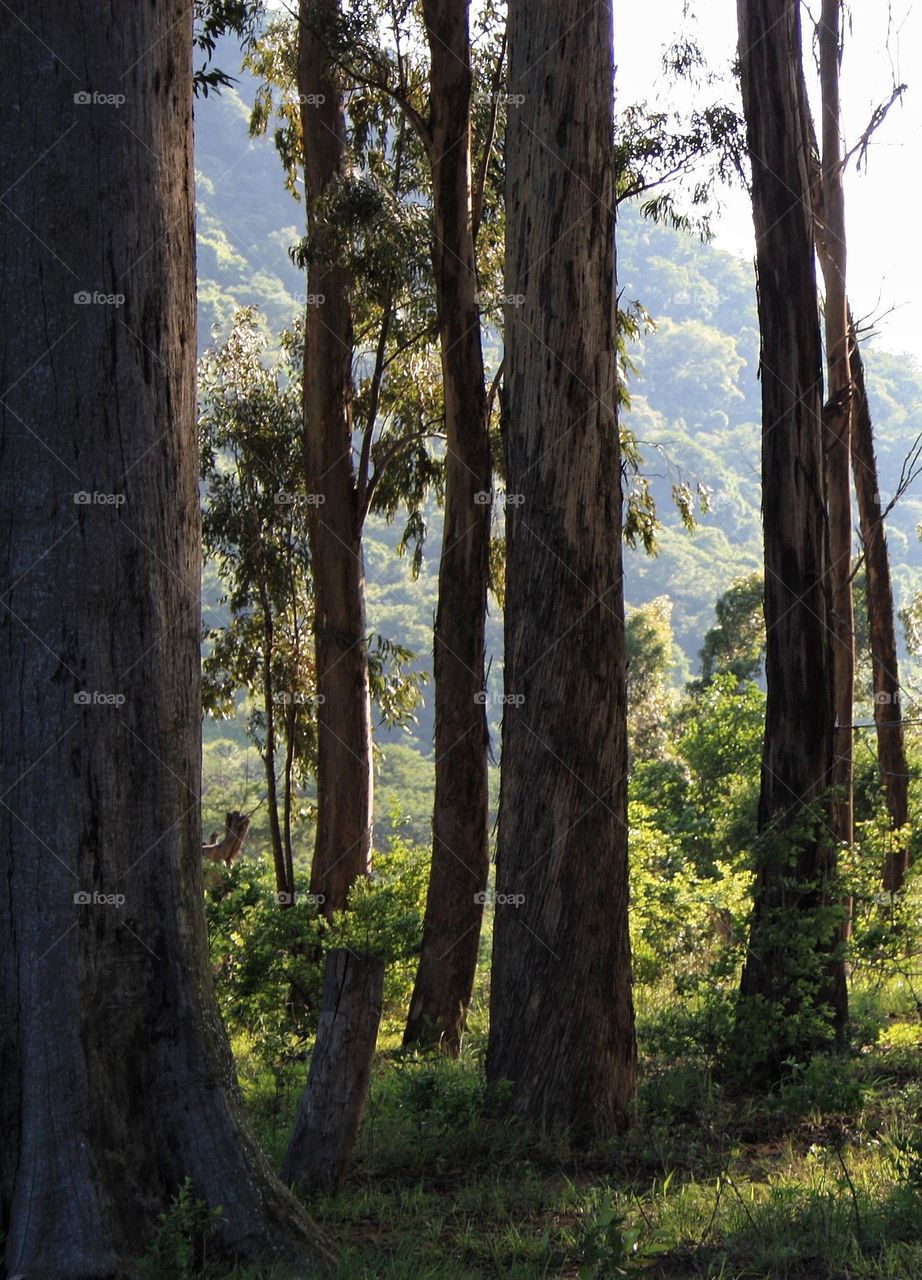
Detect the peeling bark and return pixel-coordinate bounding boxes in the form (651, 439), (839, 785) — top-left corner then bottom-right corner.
(485, 0), (636, 1140)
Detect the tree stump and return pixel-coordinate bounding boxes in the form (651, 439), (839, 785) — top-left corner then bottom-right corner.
(281, 948), (384, 1193)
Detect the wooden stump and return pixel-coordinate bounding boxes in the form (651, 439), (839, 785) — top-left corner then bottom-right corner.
(281, 948), (384, 1193)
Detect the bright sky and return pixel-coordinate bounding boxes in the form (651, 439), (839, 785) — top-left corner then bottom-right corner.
(614, 0), (922, 359)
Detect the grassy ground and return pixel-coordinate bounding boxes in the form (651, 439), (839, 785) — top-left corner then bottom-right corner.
(211, 980), (922, 1280)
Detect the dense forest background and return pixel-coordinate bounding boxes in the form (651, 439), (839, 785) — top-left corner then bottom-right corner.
(196, 53), (922, 852)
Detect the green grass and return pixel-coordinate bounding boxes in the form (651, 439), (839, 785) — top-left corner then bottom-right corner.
(132, 966), (922, 1280)
(207, 981), (922, 1280)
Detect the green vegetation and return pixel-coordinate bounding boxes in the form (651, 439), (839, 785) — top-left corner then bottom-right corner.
(182, 33), (922, 1280)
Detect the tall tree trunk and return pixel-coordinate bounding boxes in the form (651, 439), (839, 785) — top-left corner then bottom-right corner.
(403, 0), (492, 1055)
(259, 590), (293, 902)
(0, 5), (331, 1273)
(299, 0), (373, 918)
(486, 0), (636, 1140)
(817, 0), (855, 861)
(736, 0), (847, 1075)
(849, 329), (911, 890)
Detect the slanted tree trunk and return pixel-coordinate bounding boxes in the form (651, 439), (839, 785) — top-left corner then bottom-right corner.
(816, 0), (854, 861)
(299, 0), (374, 918)
(849, 328), (910, 890)
(403, 0), (492, 1055)
(736, 0), (847, 1075)
(485, 0), (636, 1140)
(0, 5), (332, 1273)
(282, 949), (384, 1193)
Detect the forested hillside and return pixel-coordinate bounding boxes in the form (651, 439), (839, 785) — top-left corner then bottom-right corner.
(196, 68), (922, 846)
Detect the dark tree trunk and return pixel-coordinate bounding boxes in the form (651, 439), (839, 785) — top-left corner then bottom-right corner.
(817, 0), (854, 861)
(261, 612), (294, 902)
(0, 5), (332, 1274)
(736, 0), (847, 1072)
(485, 0), (636, 1140)
(299, 0), (373, 919)
(403, 0), (492, 1055)
(849, 331), (910, 890)
(282, 950), (384, 1193)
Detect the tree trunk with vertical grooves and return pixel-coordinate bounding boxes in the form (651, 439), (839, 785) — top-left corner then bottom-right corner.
(485, 0), (636, 1140)
(403, 0), (492, 1055)
(736, 0), (847, 1073)
(282, 949), (384, 1193)
(0, 5), (333, 1274)
(817, 0), (854, 863)
(849, 332), (910, 890)
(299, 0), (373, 918)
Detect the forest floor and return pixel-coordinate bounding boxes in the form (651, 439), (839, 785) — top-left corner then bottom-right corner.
(222, 981), (922, 1279)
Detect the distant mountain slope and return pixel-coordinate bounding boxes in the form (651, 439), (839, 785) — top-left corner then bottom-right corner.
(195, 62), (304, 344)
(194, 39), (922, 689)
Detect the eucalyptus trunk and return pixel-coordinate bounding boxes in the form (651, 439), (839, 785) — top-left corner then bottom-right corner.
(0, 4), (331, 1273)
(403, 0), (492, 1054)
(736, 0), (847, 1073)
(849, 332), (910, 891)
(485, 0), (636, 1140)
(299, 0), (373, 917)
(817, 0), (854, 859)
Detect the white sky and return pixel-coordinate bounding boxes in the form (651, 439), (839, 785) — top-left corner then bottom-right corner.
(614, 0), (922, 358)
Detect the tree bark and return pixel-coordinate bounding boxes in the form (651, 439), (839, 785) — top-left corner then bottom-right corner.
(282, 949), (384, 1193)
(403, 0), (492, 1055)
(485, 0), (636, 1140)
(299, 0), (374, 918)
(736, 0), (847, 1072)
(849, 329), (910, 890)
(0, 5), (332, 1274)
(817, 0), (854, 860)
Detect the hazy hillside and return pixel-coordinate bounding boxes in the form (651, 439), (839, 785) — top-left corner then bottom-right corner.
(194, 46), (922, 842)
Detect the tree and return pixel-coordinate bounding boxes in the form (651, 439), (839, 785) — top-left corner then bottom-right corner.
(298, 0), (375, 916)
(815, 0), (855, 860)
(486, 0), (636, 1138)
(403, 0), (495, 1054)
(697, 572), (765, 686)
(735, 0), (847, 1077)
(0, 3), (331, 1271)
(626, 597), (678, 761)
(850, 335), (910, 891)
(806, 18), (910, 894)
(200, 313), (315, 905)
(249, 0), (500, 1047)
